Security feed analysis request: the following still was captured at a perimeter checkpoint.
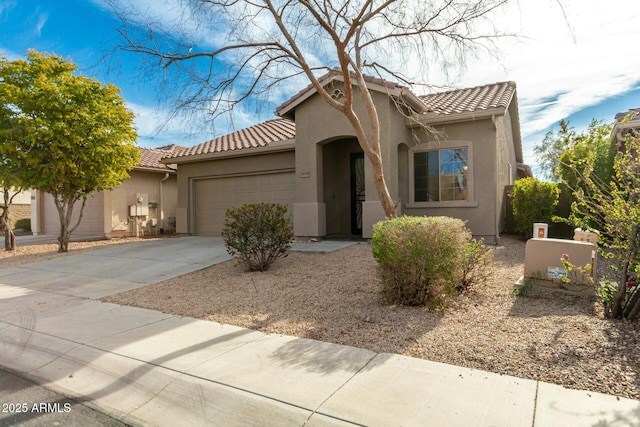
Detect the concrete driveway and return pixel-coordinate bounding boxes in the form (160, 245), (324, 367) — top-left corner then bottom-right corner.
(0, 236), (232, 299)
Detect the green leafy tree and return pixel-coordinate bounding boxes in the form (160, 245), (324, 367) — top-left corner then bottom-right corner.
(510, 177), (560, 237)
(0, 51), (140, 252)
(534, 119), (576, 181)
(535, 119), (615, 185)
(0, 63), (30, 251)
(570, 130), (640, 319)
(558, 120), (615, 190)
(557, 120), (615, 228)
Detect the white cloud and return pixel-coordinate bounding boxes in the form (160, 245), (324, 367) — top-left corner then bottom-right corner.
(91, 0), (226, 48)
(34, 12), (47, 36)
(422, 0), (640, 137)
(126, 100), (268, 148)
(126, 101), (195, 147)
(0, 1), (16, 17)
(104, 0), (640, 160)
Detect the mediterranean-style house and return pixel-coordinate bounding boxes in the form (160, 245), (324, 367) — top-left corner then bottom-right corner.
(31, 145), (180, 238)
(165, 73), (530, 244)
(613, 107), (640, 146)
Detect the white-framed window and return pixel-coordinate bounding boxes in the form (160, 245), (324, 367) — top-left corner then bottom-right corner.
(409, 141), (476, 207)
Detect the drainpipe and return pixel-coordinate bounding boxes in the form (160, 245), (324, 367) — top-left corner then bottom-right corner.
(159, 173), (170, 233)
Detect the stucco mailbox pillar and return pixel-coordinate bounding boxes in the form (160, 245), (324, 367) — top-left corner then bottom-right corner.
(523, 238), (597, 294)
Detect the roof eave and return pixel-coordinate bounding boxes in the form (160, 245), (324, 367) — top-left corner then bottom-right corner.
(405, 106), (506, 127)
(613, 119), (640, 142)
(133, 166), (177, 174)
(399, 89), (429, 114)
(508, 92), (524, 164)
(167, 139), (296, 164)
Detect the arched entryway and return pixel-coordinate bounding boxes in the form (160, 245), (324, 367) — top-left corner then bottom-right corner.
(322, 138), (364, 237)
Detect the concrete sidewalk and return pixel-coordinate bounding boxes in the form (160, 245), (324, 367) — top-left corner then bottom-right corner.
(1, 237), (638, 426)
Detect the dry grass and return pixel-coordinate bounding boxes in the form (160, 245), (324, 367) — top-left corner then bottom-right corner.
(101, 235), (640, 400)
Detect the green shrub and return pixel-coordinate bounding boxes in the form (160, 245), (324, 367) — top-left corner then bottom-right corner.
(372, 216), (491, 306)
(510, 177), (560, 236)
(222, 203), (293, 272)
(457, 238), (493, 292)
(13, 218), (31, 232)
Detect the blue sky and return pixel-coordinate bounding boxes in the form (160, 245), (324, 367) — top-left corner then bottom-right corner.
(1, 0), (640, 175)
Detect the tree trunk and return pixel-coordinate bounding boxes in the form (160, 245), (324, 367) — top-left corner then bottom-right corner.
(58, 223), (70, 253)
(611, 224), (639, 318)
(4, 229), (15, 251)
(53, 194), (87, 253)
(352, 70), (397, 219)
(623, 286), (640, 320)
(1, 189), (16, 251)
(335, 70), (397, 219)
(611, 264), (630, 318)
(54, 196), (73, 253)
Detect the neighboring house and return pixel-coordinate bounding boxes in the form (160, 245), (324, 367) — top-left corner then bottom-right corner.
(31, 145), (180, 238)
(167, 73), (531, 244)
(613, 108), (640, 146)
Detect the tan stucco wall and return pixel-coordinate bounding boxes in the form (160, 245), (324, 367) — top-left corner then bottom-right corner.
(110, 170), (178, 236)
(524, 238), (596, 294)
(400, 118), (501, 242)
(175, 150), (295, 234)
(38, 171), (178, 238)
(42, 191), (105, 237)
(293, 87), (401, 199)
(174, 84), (520, 242)
(7, 189), (31, 205)
(8, 204), (30, 225)
(3, 190), (31, 227)
(495, 107), (518, 235)
(292, 87), (409, 237)
(289, 87), (518, 242)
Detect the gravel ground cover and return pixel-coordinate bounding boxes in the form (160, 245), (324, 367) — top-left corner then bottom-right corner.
(100, 235), (640, 400)
(1, 234), (636, 399)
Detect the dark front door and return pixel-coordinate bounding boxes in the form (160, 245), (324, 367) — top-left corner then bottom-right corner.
(350, 153), (365, 235)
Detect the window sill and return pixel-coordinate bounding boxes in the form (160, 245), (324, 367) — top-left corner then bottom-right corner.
(406, 200), (479, 208)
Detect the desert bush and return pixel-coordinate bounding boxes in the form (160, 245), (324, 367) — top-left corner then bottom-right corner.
(222, 203), (293, 272)
(14, 218), (31, 231)
(510, 177), (560, 236)
(372, 216), (491, 306)
(457, 238), (494, 292)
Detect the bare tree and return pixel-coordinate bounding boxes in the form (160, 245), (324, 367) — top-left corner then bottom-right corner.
(109, 0), (520, 217)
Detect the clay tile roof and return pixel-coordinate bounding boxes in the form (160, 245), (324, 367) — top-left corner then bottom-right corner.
(615, 107), (640, 122)
(136, 146), (182, 171)
(170, 118), (296, 158)
(172, 81), (518, 161)
(418, 81), (516, 115)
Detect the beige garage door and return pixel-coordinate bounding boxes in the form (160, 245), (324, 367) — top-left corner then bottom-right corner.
(194, 172), (295, 236)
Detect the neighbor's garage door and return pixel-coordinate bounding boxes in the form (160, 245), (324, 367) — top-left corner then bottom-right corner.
(193, 172), (295, 236)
